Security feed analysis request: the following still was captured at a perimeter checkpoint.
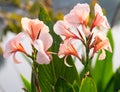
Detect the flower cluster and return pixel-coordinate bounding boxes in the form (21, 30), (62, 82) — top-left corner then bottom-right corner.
(4, 18), (53, 64)
(3, 3), (112, 66)
(54, 3), (112, 65)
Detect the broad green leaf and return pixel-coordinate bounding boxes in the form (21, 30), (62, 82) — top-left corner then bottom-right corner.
(20, 74), (31, 92)
(91, 30), (114, 92)
(118, 89), (120, 92)
(72, 81), (80, 92)
(103, 67), (120, 92)
(80, 76), (97, 92)
(31, 6), (80, 92)
(104, 75), (114, 92)
(114, 67), (120, 92)
(55, 77), (75, 92)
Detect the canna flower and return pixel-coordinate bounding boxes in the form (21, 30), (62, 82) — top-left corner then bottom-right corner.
(91, 31), (112, 60)
(91, 3), (110, 30)
(64, 3), (90, 26)
(21, 17), (49, 42)
(58, 38), (80, 66)
(33, 32), (53, 64)
(3, 32), (27, 63)
(21, 17), (53, 64)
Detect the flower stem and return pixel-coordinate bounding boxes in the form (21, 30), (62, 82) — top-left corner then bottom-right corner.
(33, 71), (41, 92)
(84, 39), (92, 76)
(31, 46), (41, 92)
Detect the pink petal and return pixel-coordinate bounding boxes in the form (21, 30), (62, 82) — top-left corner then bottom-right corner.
(93, 3), (110, 29)
(92, 31), (112, 53)
(95, 3), (103, 16)
(64, 3), (90, 25)
(3, 32), (26, 58)
(21, 17), (30, 33)
(54, 20), (77, 38)
(3, 40), (13, 58)
(41, 24), (49, 33)
(36, 50), (51, 64)
(39, 32), (53, 51)
(33, 40), (44, 51)
(64, 12), (80, 27)
(21, 17), (44, 40)
(33, 39), (51, 64)
(58, 38), (79, 58)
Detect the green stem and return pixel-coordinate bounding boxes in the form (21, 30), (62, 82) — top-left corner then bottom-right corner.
(31, 47), (41, 92)
(84, 39), (92, 76)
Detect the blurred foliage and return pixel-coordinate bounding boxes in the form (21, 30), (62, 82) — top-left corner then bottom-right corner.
(0, 0), (21, 6)
(0, 0), (63, 39)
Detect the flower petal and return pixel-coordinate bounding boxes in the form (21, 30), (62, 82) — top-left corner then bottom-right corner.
(21, 17), (44, 41)
(94, 3), (103, 15)
(58, 38), (79, 58)
(64, 3), (90, 26)
(36, 50), (51, 64)
(3, 32), (26, 58)
(92, 3), (110, 29)
(54, 20), (77, 38)
(33, 40), (44, 51)
(92, 31), (112, 53)
(39, 32), (53, 51)
(33, 39), (51, 64)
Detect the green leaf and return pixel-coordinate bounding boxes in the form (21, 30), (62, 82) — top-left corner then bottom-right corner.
(114, 67), (120, 92)
(20, 74), (31, 92)
(118, 89), (120, 92)
(72, 81), (80, 92)
(91, 30), (114, 92)
(31, 6), (80, 92)
(80, 76), (97, 92)
(55, 77), (75, 92)
(104, 67), (120, 92)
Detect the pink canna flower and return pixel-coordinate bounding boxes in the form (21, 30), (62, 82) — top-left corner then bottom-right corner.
(33, 32), (53, 64)
(58, 38), (80, 66)
(3, 32), (27, 63)
(91, 3), (110, 30)
(91, 31), (112, 60)
(21, 17), (49, 41)
(64, 3), (90, 26)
